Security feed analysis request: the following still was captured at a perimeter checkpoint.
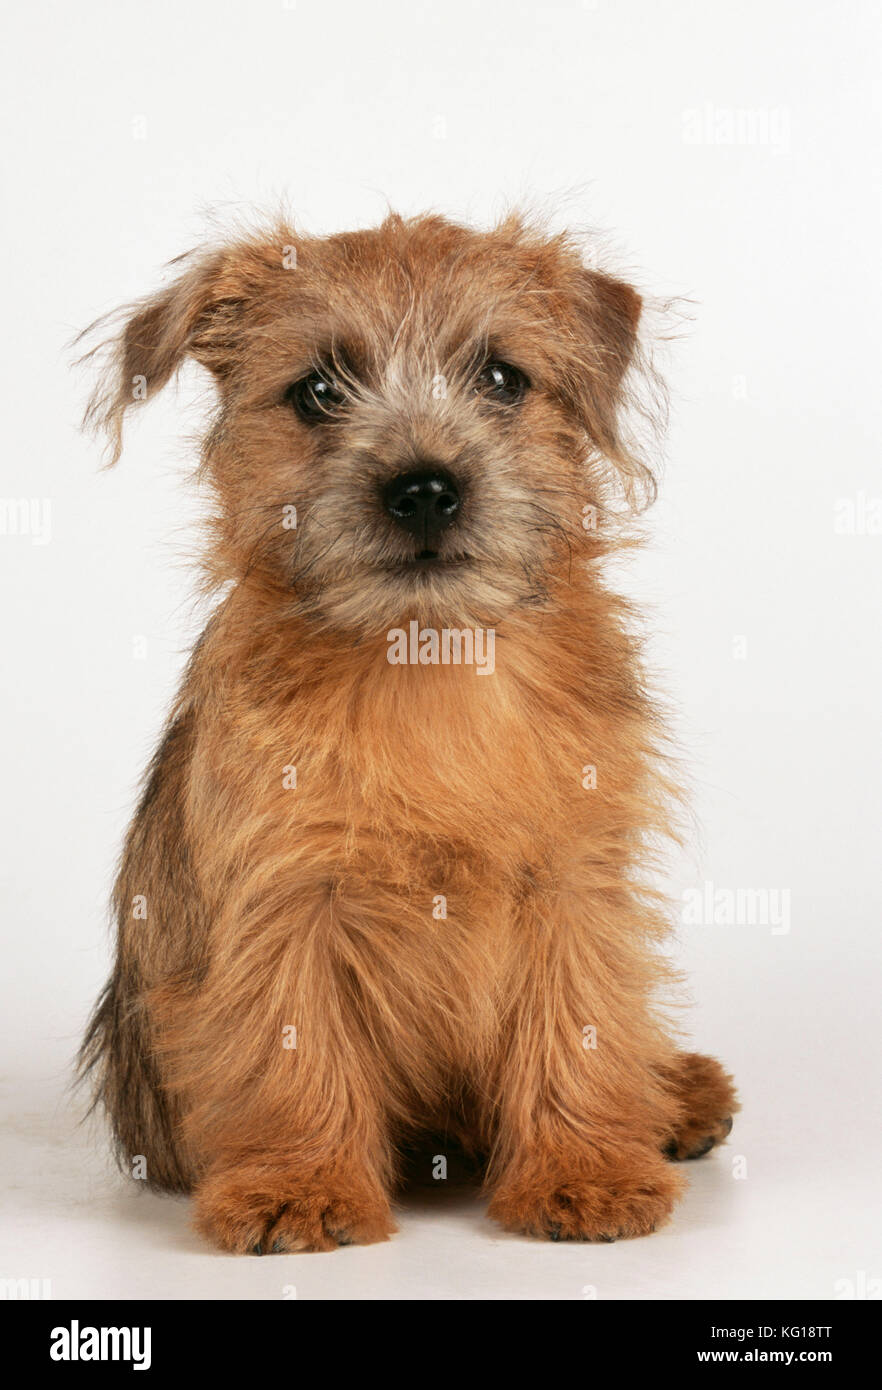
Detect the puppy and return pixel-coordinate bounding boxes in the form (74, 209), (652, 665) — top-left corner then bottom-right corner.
(80, 211), (737, 1252)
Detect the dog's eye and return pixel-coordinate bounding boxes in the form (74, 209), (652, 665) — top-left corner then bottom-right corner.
(285, 371), (345, 422)
(475, 360), (529, 405)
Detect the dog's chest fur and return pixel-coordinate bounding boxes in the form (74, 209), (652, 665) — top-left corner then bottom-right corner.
(185, 592), (646, 895)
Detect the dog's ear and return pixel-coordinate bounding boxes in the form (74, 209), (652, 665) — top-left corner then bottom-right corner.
(555, 265), (658, 509)
(81, 247), (255, 464)
(569, 268), (642, 455)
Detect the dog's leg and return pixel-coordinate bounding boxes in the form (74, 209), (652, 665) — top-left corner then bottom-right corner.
(178, 879), (397, 1254)
(658, 1051), (739, 1160)
(483, 893), (688, 1242)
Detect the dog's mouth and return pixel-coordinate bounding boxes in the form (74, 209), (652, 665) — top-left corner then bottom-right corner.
(385, 550), (473, 573)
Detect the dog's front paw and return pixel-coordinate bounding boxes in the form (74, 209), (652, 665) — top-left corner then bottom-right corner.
(194, 1163), (396, 1254)
(487, 1152), (685, 1242)
(661, 1051), (739, 1160)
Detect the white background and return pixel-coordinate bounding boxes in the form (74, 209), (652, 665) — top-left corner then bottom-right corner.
(1, 0), (880, 1300)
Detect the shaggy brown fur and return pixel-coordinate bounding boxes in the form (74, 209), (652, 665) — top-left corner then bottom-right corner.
(79, 211), (737, 1252)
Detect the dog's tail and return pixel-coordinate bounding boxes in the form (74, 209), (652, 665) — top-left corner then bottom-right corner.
(78, 962), (194, 1193)
(78, 698), (206, 1193)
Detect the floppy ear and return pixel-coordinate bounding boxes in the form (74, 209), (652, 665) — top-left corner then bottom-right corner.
(80, 248), (252, 464)
(563, 267), (657, 508)
(572, 269), (642, 453)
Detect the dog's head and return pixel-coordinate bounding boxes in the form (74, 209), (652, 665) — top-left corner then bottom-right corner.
(86, 213), (653, 630)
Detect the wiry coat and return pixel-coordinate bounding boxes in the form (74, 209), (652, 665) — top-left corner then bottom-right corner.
(80, 212), (736, 1250)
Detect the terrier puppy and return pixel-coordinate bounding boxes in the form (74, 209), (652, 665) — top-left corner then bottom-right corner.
(80, 211), (737, 1252)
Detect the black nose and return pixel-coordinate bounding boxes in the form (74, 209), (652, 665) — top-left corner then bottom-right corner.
(382, 468), (462, 544)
